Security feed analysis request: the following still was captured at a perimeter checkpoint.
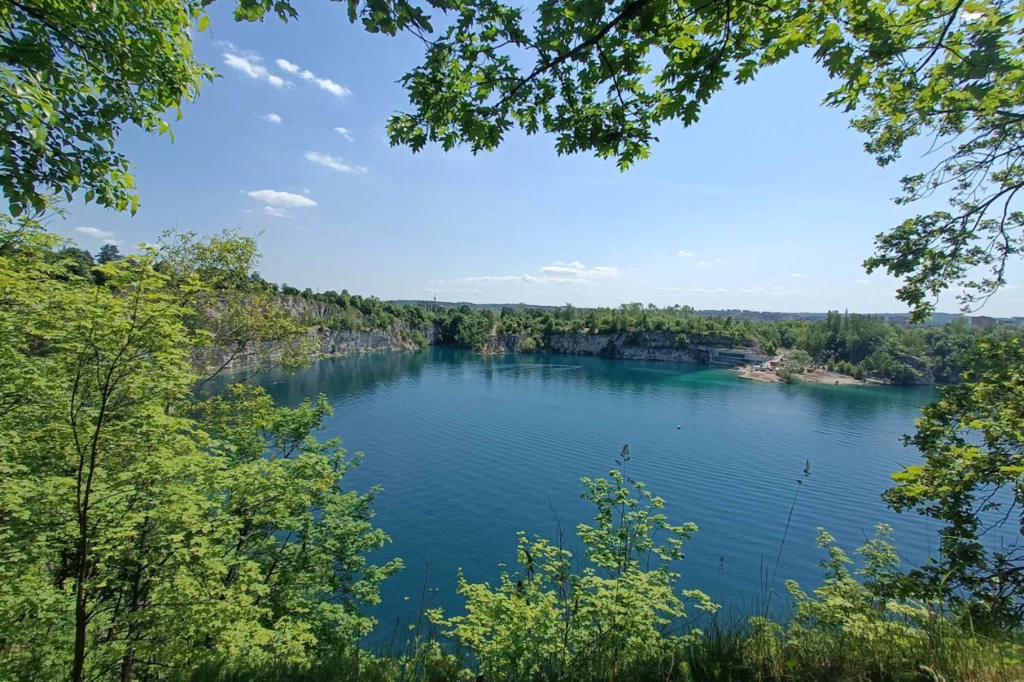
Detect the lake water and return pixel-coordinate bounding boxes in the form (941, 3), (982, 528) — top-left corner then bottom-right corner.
(245, 347), (949, 637)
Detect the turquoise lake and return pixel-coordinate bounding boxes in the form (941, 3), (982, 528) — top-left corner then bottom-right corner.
(245, 347), (957, 638)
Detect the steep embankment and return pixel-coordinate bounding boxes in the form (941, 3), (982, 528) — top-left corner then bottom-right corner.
(545, 331), (751, 363)
(283, 296), (438, 356)
(202, 296), (437, 371)
(216, 297), (764, 368)
(484, 331), (764, 365)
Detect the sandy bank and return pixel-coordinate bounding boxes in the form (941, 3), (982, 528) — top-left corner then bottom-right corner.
(734, 365), (887, 386)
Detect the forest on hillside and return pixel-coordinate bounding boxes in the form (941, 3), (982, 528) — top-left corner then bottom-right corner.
(242, 282), (1024, 385)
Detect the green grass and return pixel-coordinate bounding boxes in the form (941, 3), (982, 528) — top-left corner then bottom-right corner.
(182, 614), (1024, 682)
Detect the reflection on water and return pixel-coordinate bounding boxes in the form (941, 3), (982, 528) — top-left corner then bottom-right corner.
(242, 348), (430, 405)
(229, 347), (960, 636)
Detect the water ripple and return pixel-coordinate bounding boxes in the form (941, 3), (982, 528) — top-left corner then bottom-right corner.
(241, 347), (954, 635)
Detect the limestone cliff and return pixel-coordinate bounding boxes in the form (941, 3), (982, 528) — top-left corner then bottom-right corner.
(480, 331), (763, 364)
(544, 331), (762, 364)
(201, 296), (437, 371)
(215, 296), (761, 368)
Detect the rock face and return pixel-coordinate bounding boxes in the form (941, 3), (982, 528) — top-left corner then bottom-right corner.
(201, 296), (437, 371)
(214, 296), (761, 369)
(279, 296), (343, 320)
(314, 322), (437, 356)
(483, 334), (521, 354)
(480, 331), (763, 364)
(546, 331), (733, 363)
(279, 295), (438, 358)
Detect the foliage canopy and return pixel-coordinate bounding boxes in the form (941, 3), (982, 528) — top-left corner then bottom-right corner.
(0, 223), (399, 682)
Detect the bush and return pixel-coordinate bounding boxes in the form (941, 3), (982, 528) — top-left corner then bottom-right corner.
(852, 365), (866, 380)
(411, 330), (429, 349)
(786, 349), (813, 371)
(519, 336), (537, 353)
(776, 367), (800, 383)
(428, 447), (717, 682)
(886, 362), (921, 385)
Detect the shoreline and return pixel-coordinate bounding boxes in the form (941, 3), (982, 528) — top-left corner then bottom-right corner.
(732, 364), (888, 386)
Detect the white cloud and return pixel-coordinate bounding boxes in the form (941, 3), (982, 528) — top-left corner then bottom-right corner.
(276, 58), (301, 74)
(263, 113), (282, 123)
(853, 279), (869, 285)
(522, 275), (576, 285)
(433, 261), (619, 288)
(223, 50), (287, 87)
(789, 273), (804, 278)
(538, 262), (617, 279)
(305, 151), (367, 173)
(276, 58), (351, 97)
(76, 226), (115, 240)
(334, 127), (354, 141)
(678, 251), (694, 258)
(540, 265), (584, 275)
(770, 286), (802, 295)
(246, 189), (317, 208)
(263, 206), (289, 218)
(302, 188), (311, 195)
(697, 261), (709, 266)
(716, 258), (725, 263)
(314, 77), (349, 97)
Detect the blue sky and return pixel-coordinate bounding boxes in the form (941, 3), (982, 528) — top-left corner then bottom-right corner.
(58, 1), (1023, 315)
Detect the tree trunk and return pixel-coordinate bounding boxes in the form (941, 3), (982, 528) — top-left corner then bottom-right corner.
(72, 530), (89, 682)
(120, 516), (151, 682)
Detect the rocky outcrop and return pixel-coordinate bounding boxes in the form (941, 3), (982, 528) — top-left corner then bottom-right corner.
(278, 295), (437, 358)
(213, 295), (762, 369)
(200, 296), (437, 371)
(483, 334), (521, 354)
(198, 322), (437, 372)
(313, 322), (436, 356)
(279, 296), (343, 320)
(544, 331), (761, 364)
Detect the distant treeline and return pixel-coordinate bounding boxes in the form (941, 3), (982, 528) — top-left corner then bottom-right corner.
(265, 283), (1024, 386)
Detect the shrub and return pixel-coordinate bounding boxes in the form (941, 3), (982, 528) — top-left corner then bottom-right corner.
(428, 447), (717, 682)
(786, 349), (813, 371)
(411, 330), (429, 349)
(776, 367), (800, 383)
(886, 362), (921, 385)
(519, 336), (537, 353)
